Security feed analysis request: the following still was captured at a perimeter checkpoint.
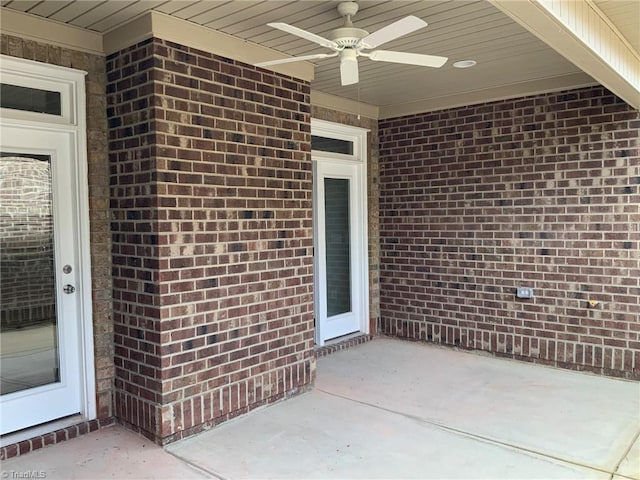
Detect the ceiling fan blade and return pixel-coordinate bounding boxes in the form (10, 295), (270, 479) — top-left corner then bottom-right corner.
(340, 54), (359, 86)
(368, 50), (448, 68)
(255, 52), (337, 67)
(267, 22), (339, 50)
(358, 15), (427, 49)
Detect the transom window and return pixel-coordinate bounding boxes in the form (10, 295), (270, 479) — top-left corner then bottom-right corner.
(311, 135), (354, 155)
(1, 84), (62, 116)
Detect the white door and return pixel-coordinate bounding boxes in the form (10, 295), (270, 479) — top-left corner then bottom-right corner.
(0, 126), (84, 434)
(314, 160), (368, 345)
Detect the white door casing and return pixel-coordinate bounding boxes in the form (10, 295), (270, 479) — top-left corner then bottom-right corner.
(312, 119), (369, 345)
(0, 55), (95, 437)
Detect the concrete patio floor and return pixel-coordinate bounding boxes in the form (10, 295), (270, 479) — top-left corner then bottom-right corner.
(2, 337), (639, 479)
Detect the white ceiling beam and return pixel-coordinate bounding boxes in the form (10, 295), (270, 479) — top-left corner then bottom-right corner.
(489, 0), (640, 109)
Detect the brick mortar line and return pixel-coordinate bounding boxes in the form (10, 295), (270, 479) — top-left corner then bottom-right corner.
(137, 127), (308, 135)
(160, 347), (315, 361)
(151, 69), (306, 86)
(155, 307), (315, 319)
(149, 96), (306, 108)
(116, 286), (313, 298)
(161, 364), (313, 395)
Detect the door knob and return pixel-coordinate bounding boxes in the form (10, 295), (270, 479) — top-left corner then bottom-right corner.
(63, 284), (75, 294)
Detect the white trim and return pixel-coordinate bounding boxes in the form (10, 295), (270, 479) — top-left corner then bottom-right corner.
(0, 8), (103, 56)
(0, 56), (86, 126)
(0, 55), (96, 431)
(311, 119), (369, 346)
(311, 119), (368, 162)
(73, 60), (97, 425)
(1, 8), (313, 81)
(311, 91), (380, 120)
(379, 73), (597, 119)
(103, 11), (315, 82)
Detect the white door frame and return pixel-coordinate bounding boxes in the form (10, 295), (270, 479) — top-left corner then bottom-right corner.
(0, 55), (96, 438)
(312, 119), (369, 345)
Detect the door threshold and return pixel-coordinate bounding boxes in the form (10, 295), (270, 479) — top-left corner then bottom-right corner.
(315, 332), (373, 358)
(1, 414), (85, 448)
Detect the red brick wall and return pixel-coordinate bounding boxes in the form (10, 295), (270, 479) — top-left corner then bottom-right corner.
(107, 38), (315, 444)
(378, 86), (640, 379)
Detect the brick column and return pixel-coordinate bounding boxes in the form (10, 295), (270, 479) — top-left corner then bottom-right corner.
(107, 38), (315, 444)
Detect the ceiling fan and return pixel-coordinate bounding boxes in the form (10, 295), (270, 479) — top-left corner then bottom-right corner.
(255, 1), (447, 86)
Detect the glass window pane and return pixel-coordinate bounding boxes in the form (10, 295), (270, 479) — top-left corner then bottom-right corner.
(312, 135), (353, 155)
(0, 155), (59, 395)
(0, 84), (62, 116)
(324, 178), (352, 317)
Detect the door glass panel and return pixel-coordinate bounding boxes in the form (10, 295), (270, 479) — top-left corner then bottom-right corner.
(0, 154), (59, 395)
(324, 177), (352, 317)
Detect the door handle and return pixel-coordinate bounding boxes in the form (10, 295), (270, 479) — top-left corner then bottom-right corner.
(63, 284), (76, 294)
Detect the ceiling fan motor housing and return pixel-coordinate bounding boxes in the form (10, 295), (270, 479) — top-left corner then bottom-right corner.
(328, 27), (369, 48)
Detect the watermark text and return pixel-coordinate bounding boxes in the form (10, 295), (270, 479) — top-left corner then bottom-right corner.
(1, 471), (47, 479)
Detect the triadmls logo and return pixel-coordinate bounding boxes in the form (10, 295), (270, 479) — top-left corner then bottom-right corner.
(1, 471), (47, 479)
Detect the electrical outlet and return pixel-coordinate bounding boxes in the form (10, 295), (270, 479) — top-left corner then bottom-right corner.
(516, 287), (534, 299)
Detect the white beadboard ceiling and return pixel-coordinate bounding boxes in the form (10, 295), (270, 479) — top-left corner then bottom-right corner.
(593, 0), (640, 53)
(2, 0), (638, 114)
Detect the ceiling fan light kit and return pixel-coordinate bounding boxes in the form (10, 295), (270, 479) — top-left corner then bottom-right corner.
(255, 1), (448, 86)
